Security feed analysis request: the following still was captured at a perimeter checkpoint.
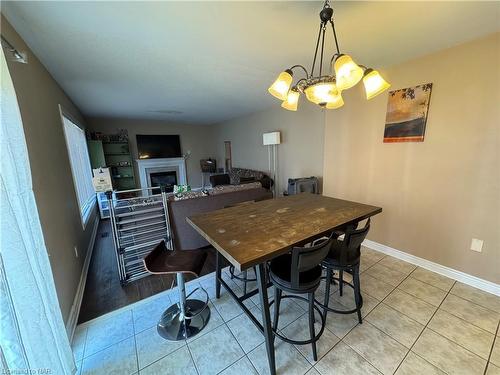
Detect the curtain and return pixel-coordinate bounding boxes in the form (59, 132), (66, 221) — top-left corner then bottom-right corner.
(0, 49), (76, 373)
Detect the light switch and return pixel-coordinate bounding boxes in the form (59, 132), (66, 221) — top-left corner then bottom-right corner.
(470, 238), (483, 252)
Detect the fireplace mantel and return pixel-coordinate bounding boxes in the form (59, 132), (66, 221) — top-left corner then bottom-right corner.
(136, 157), (187, 190)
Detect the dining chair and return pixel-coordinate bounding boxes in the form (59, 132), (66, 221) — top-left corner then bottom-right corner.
(143, 240), (210, 340)
(268, 234), (334, 361)
(320, 219), (371, 324)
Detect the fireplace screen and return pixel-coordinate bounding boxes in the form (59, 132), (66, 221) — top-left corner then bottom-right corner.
(149, 170), (177, 193)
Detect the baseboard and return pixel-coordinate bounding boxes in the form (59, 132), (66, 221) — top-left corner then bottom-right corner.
(363, 239), (500, 297)
(66, 215), (99, 341)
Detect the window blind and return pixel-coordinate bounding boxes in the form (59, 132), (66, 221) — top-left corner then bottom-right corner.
(62, 115), (95, 226)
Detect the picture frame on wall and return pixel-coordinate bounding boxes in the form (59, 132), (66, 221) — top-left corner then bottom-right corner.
(384, 83), (433, 143)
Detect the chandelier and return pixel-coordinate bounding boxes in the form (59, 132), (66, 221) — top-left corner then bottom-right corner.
(268, 0), (390, 111)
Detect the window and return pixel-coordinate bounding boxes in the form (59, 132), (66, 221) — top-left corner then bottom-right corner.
(61, 113), (95, 227)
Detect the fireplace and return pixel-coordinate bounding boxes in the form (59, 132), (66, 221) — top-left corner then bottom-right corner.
(149, 170), (177, 193)
(136, 157), (187, 194)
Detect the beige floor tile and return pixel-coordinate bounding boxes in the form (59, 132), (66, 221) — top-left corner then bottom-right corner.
(395, 352), (445, 375)
(413, 328), (486, 375)
(451, 283), (500, 313)
(324, 310), (360, 338)
(81, 337), (138, 375)
(281, 312), (340, 364)
(410, 268), (454, 291)
(211, 288), (256, 322)
(139, 346), (197, 375)
(491, 339), (500, 367)
(360, 273), (395, 301)
(361, 250), (385, 266)
(428, 309), (494, 359)
(135, 326), (185, 369)
(361, 247), (386, 262)
(219, 356), (258, 375)
(487, 363), (500, 375)
(329, 287), (380, 317)
(315, 342), (381, 375)
(186, 301), (225, 343)
(366, 304), (424, 348)
(344, 322), (408, 374)
(188, 325), (244, 375)
(384, 289), (436, 325)
(305, 367), (320, 375)
(440, 294), (500, 334)
(248, 339), (312, 375)
(226, 306), (264, 353)
(269, 298), (307, 331)
(398, 277), (447, 306)
(365, 263), (408, 287)
(378, 256), (416, 275)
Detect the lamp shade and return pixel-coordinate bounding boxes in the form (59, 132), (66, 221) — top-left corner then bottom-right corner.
(304, 82), (338, 105)
(363, 69), (390, 100)
(263, 131), (281, 145)
(334, 54), (364, 91)
(281, 89), (300, 111)
(325, 93), (344, 109)
(268, 70), (293, 101)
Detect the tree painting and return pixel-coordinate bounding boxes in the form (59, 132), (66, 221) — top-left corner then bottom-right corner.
(384, 83), (433, 143)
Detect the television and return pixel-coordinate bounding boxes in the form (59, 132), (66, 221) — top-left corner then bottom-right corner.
(136, 134), (181, 159)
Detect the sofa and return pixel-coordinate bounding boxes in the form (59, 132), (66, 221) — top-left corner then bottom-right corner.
(168, 184), (272, 250)
(210, 167), (273, 190)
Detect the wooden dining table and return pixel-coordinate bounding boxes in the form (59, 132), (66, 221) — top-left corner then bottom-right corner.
(187, 193), (382, 375)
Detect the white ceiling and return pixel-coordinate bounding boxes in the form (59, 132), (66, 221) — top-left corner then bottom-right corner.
(2, 1), (499, 125)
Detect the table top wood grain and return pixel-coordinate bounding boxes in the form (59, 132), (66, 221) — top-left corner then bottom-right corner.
(187, 194), (382, 271)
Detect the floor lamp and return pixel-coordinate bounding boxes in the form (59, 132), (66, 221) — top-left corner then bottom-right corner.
(263, 131), (281, 197)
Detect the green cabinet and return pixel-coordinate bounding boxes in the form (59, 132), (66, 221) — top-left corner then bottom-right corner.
(103, 141), (136, 191)
(87, 139), (137, 191)
(88, 140), (106, 169)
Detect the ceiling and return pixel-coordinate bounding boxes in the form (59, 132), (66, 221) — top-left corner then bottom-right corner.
(2, 1), (499, 125)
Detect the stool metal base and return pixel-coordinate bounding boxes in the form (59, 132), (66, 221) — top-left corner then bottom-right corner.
(157, 299), (210, 341)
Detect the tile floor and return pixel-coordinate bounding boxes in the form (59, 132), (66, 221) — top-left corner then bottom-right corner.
(72, 247), (500, 375)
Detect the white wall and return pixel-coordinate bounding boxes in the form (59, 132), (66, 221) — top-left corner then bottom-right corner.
(212, 105), (326, 194)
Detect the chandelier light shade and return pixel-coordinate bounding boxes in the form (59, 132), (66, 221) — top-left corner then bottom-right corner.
(304, 82), (338, 105)
(363, 68), (391, 100)
(334, 54), (364, 91)
(325, 93), (344, 109)
(268, 69), (293, 101)
(268, 0), (390, 111)
(281, 89), (300, 111)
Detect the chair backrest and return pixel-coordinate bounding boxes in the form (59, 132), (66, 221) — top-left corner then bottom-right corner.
(338, 219), (371, 265)
(289, 233), (334, 288)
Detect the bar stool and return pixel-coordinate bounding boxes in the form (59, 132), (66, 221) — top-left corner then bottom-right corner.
(268, 234), (334, 361)
(143, 240), (210, 340)
(320, 219), (371, 324)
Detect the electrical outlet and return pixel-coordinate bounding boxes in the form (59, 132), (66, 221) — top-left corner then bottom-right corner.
(470, 238), (483, 253)
(74, 246), (79, 258)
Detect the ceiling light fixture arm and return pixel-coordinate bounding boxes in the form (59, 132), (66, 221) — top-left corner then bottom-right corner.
(329, 20), (340, 55)
(289, 64), (309, 78)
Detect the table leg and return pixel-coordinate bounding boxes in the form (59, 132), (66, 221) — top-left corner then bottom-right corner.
(215, 251), (222, 299)
(256, 263), (276, 375)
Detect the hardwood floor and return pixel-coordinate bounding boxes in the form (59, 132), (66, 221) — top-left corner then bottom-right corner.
(78, 220), (216, 323)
